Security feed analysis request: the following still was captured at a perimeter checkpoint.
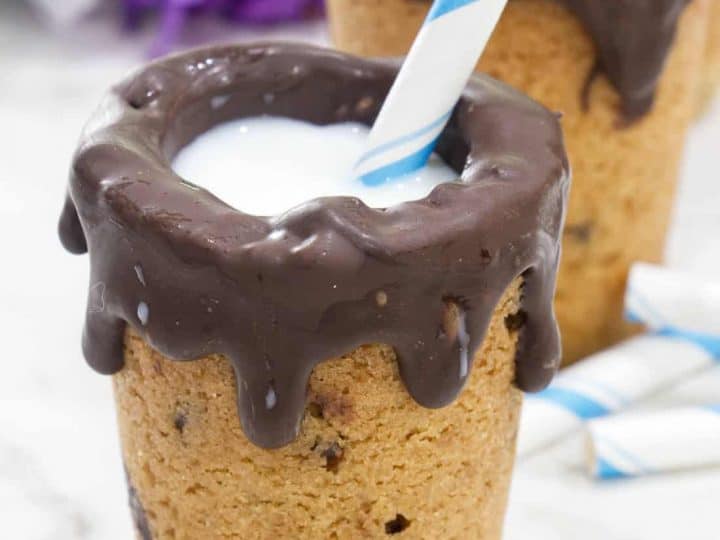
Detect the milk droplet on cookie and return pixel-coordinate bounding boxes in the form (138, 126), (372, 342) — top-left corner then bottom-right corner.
(137, 301), (149, 326)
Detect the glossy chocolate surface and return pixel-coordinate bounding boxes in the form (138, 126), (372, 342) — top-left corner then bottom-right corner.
(59, 43), (569, 448)
(562, 0), (690, 120)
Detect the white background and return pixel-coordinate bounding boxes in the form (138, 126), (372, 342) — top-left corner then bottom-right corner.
(1, 2), (719, 538)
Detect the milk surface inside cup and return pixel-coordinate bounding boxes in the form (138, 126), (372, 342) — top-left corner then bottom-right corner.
(172, 116), (458, 216)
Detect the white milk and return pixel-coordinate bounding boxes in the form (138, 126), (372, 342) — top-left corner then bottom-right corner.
(172, 116), (458, 216)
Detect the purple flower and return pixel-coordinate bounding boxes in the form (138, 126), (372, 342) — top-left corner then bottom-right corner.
(122, 0), (325, 56)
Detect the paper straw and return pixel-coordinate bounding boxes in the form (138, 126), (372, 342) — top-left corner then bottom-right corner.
(625, 263), (720, 356)
(586, 406), (720, 479)
(355, 0), (508, 186)
(517, 264), (720, 457)
(517, 335), (715, 456)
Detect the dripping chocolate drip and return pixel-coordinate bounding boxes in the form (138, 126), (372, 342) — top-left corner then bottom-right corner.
(59, 43), (569, 448)
(561, 0), (691, 121)
(58, 196), (87, 254)
(419, 0), (691, 119)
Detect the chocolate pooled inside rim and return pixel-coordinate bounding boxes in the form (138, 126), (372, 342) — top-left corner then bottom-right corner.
(59, 43), (569, 449)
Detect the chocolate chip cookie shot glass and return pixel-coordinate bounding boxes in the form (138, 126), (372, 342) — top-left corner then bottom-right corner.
(328, 0), (710, 363)
(59, 44), (569, 539)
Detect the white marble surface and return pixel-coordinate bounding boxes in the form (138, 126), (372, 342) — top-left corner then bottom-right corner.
(0, 2), (718, 538)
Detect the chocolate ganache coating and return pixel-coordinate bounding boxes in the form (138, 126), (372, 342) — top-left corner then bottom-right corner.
(560, 0), (691, 120)
(59, 43), (569, 448)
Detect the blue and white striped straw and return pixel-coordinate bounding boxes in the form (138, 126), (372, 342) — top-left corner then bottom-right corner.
(356, 0), (508, 186)
(625, 263), (720, 357)
(517, 264), (720, 457)
(518, 335), (716, 457)
(587, 405), (720, 479)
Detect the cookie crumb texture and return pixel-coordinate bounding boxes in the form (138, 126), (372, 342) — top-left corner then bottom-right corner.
(115, 283), (524, 539)
(327, 0), (709, 363)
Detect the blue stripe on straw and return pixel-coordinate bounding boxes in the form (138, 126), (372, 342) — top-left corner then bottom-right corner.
(595, 435), (651, 479)
(626, 292), (720, 358)
(536, 387), (610, 420)
(360, 137), (439, 187)
(655, 327), (720, 358)
(596, 458), (629, 480)
(625, 289), (669, 326)
(568, 376), (628, 408)
(356, 109), (452, 166)
(426, 0), (480, 22)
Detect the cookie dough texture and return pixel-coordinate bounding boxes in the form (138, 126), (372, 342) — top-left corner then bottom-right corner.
(327, 0), (709, 363)
(115, 281), (525, 539)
